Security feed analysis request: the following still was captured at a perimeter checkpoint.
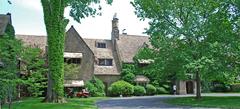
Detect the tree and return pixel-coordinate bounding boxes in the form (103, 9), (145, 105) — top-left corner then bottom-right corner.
(0, 24), (22, 109)
(121, 64), (136, 84)
(20, 47), (47, 97)
(132, 0), (240, 99)
(41, 0), (112, 102)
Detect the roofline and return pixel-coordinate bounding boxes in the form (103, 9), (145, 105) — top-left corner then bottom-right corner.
(119, 34), (149, 37)
(83, 37), (112, 41)
(66, 26), (95, 56)
(16, 34), (47, 37)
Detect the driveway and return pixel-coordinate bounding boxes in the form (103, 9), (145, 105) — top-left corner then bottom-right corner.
(97, 93), (239, 109)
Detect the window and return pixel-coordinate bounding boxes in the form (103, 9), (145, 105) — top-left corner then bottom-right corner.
(64, 58), (81, 64)
(98, 59), (113, 66)
(97, 42), (106, 48)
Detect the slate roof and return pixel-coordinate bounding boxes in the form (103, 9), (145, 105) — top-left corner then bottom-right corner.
(117, 34), (149, 63)
(0, 14), (11, 35)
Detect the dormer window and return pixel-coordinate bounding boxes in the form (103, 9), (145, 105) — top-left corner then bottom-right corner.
(98, 59), (113, 66)
(97, 42), (106, 48)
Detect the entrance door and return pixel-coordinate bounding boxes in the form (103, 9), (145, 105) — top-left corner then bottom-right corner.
(186, 81), (194, 94)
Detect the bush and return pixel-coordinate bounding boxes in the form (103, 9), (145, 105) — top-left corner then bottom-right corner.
(108, 80), (134, 97)
(211, 83), (231, 92)
(156, 87), (168, 94)
(231, 83), (240, 92)
(146, 84), (156, 95)
(85, 77), (105, 97)
(134, 85), (146, 96)
(121, 73), (135, 84)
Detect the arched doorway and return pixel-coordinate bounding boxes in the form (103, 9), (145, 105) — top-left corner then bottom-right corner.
(186, 81), (194, 94)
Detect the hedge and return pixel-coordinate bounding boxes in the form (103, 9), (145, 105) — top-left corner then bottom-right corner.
(146, 84), (156, 95)
(134, 85), (146, 96)
(108, 80), (134, 97)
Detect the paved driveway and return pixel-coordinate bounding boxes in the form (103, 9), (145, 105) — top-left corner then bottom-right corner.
(97, 93), (239, 109)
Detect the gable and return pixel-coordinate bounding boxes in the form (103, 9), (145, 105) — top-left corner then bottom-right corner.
(65, 26), (93, 55)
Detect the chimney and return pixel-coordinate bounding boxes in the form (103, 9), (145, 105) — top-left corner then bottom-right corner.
(122, 29), (127, 35)
(6, 13), (12, 24)
(111, 13), (119, 40)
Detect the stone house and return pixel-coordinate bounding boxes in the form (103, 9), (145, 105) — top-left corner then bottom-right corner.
(16, 16), (196, 95)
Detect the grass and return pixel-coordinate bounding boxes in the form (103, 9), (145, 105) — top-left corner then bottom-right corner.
(3, 97), (107, 109)
(166, 96), (240, 108)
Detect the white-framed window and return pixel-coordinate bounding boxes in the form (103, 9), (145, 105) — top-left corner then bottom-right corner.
(98, 59), (113, 66)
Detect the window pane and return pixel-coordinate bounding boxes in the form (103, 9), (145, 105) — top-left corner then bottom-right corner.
(97, 43), (106, 48)
(64, 58), (81, 64)
(98, 59), (112, 66)
(106, 59), (113, 66)
(99, 59), (105, 65)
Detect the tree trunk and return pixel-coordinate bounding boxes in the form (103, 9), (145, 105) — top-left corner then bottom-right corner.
(196, 70), (201, 99)
(0, 99), (2, 109)
(8, 94), (11, 109)
(41, 0), (67, 103)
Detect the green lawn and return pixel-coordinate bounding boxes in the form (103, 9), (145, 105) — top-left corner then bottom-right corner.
(3, 97), (106, 109)
(166, 96), (240, 108)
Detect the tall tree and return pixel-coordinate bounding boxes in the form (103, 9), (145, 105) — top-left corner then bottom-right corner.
(0, 24), (22, 109)
(132, 0), (240, 99)
(41, 0), (112, 102)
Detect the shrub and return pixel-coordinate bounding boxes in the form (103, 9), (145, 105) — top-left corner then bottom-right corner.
(85, 77), (105, 97)
(146, 84), (156, 95)
(231, 83), (240, 92)
(156, 87), (168, 94)
(211, 83), (231, 92)
(134, 85), (146, 96)
(121, 73), (135, 84)
(108, 80), (134, 97)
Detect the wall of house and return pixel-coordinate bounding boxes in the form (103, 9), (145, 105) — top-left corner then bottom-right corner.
(64, 27), (94, 81)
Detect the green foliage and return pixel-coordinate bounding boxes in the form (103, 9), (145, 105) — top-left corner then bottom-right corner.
(64, 63), (80, 79)
(121, 64), (137, 76)
(121, 64), (137, 84)
(5, 24), (15, 38)
(231, 83), (240, 92)
(211, 83), (231, 92)
(108, 80), (134, 97)
(146, 84), (156, 95)
(2, 97), (107, 109)
(20, 47), (47, 97)
(167, 97), (240, 108)
(133, 85), (146, 96)
(85, 77), (105, 97)
(0, 26), (21, 103)
(121, 73), (135, 84)
(132, 0), (240, 98)
(156, 87), (168, 94)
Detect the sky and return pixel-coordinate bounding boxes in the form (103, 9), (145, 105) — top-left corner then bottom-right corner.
(0, 0), (149, 39)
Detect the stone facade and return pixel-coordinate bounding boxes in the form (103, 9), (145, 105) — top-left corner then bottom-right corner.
(176, 80), (196, 95)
